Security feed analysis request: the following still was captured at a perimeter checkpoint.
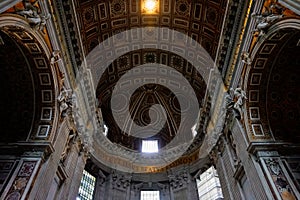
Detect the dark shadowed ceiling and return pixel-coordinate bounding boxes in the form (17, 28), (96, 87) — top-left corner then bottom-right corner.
(266, 31), (300, 142)
(247, 29), (300, 143)
(0, 31), (34, 142)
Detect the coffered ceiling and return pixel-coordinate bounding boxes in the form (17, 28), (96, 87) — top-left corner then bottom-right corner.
(74, 0), (227, 58)
(71, 0), (228, 151)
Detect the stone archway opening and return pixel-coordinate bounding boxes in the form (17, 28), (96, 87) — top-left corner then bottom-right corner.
(0, 23), (56, 147)
(245, 26), (300, 196)
(266, 31), (300, 142)
(246, 28), (300, 143)
(0, 30), (35, 142)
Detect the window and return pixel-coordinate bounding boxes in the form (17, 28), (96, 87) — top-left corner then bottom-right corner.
(103, 124), (108, 136)
(77, 170), (96, 200)
(141, 191), (160, 200)
(142, 140), (158, 153)
(196, 166), (224, 200)
(191, 123), (198, 137)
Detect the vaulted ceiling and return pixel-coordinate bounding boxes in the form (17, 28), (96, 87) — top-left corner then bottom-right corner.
(96, 49), (206, 150)
(0, 27), (55, 145)
(247, 28), (300, 142)
(267, 31), (300, 142)
(0, 31), (34, 142)
(74, 0), (227, 58)
(71, 0), (228, 151)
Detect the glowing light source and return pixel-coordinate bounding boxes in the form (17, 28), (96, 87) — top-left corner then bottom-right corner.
(142, 140), (158, 153)
(145, 0), (155, 11)
(142, 0), (158, 14)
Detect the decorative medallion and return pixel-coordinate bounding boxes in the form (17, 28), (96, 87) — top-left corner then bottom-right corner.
(110, 0), (126, 17)
(83, 7), (95, 25)
(205, 7), (218, 25)
(175, 0), (190, 16)
(144, 52), (157, 63)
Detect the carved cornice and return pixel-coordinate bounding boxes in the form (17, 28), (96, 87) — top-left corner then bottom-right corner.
(132, 182), (143, 194)
(54, 0), (82, 72)
(224, 0), (254, 87)
(111, 172), (132, 189)
(218, 0), (249, 81)
(168, 170), (190, 190)
(0, 142), (54, 161)
(209, 136), (226, 164)
(157, 182), (169, 195)
(217, 0), (240, 71)
(247, 142), (300, 155)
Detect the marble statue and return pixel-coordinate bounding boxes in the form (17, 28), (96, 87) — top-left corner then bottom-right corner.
(57, 86), (72, 117)
(251, 4), (284, 37)
(241, 51), (252, 65)
(16, 1), (50, 32)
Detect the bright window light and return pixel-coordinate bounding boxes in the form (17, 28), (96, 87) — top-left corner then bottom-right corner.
(142, 0), (159, 14)
(78, 170), (96, 200)
(145, 0), (156, 11)
(103, 124), (108, 136)
(142, 140), (158, 153)
(196, 166), (223, 200)
(141, 191), (160, 200)
(191, 123), (197, 137)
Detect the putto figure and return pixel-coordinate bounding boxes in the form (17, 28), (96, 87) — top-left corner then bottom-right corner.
(251, 3), (284, 37)
(16, 0), (50, 32)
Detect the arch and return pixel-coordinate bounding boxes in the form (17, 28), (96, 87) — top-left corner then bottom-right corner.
(0, 14), (59, 144)
(244, 18), (300, 142)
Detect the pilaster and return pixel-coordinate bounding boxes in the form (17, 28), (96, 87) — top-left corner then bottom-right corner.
(257, 151), (300, 199)
(168, 168), (198, 200)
